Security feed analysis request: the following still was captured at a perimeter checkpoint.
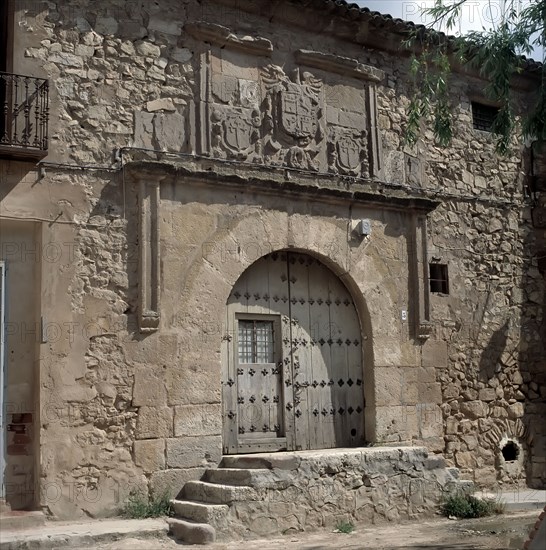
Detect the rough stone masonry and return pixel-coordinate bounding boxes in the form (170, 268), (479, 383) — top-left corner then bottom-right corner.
(0, 0), (544, 521)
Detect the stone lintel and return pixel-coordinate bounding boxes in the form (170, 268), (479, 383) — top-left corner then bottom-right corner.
(185, 22), (273, 56)
(125, 159), (439, 214)
(295, 49), (384, 82)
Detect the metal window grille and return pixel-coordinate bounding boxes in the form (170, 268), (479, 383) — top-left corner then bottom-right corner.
(472, 102), (498, 132)
(0, 72), (49, 152)
(429, 263), (449, 294)
(238, 320), (274, 363)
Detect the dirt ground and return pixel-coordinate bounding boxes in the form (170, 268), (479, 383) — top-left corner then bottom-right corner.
(85, 511), (538, 550)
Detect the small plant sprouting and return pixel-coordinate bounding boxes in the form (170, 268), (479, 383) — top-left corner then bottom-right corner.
(334, 520), (355, 534)
(123, 489), (174, 519)
(441, 492), (504, 519)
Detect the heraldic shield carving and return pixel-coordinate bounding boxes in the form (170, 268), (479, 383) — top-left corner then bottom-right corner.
(206, 60), (374, 176)
(328, 127), (370, 178)
(211, 106), (262, 161)
(261, 66), (324, 171)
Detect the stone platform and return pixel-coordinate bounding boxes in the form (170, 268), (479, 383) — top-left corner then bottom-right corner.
(0, 518), (168, 550)
(476, 488), (546, 511)
(169, 446), (467, 543)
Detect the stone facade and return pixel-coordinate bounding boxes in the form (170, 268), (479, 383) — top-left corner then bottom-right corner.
(0, 0), (544, 521)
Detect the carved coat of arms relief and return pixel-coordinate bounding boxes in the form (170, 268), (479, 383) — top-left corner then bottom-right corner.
(328, 126), (370, 178)
(261, 66), (325, 171)
(207, 58), (374, 177)
(208, 64), (263, 161)
(211, 105), (263, 161)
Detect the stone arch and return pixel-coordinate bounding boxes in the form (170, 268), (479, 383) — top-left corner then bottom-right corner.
(220, 247), (373, 453)
(480, 417), (534, 486)
(164, 209), (402, 447)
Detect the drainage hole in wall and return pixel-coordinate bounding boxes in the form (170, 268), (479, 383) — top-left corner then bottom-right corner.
(501, 441), (519, 462)
(351, 429), (357, 437)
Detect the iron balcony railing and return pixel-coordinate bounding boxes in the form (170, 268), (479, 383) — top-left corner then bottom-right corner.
(0, 72), (49, 158)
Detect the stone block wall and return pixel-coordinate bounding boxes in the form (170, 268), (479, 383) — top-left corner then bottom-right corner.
(0, 0), (543, 518)
(216, 447), (463, 538)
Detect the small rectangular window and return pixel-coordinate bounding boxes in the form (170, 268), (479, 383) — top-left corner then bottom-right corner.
(429, 263), (449, 294)
(472, 102), (499, 132)
(238, 320), (275, 363)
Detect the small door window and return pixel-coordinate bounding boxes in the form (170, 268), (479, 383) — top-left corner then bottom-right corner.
(238, 320), (275, 363)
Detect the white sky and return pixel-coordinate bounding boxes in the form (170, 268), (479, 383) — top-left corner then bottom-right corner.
(354, 0), (543, 60)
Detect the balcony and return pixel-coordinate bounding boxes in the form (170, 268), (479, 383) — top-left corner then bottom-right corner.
(0, 72), (49, 161)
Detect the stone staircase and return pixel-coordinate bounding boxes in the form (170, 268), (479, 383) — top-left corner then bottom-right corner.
(168, 447), (469, 544)
(168, 468), (271, 543)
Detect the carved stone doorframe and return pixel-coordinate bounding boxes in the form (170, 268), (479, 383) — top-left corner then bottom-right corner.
(136, 175), (165, 333)
(410, 213), (432, 340)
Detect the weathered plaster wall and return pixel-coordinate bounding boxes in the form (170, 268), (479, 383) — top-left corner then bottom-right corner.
(0, 0), (543, 519)
(0, 220), (40, 510)
(0, 162), (142, 516)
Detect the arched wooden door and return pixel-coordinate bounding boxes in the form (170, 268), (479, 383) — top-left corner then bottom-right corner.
(222, 251), (364, 454)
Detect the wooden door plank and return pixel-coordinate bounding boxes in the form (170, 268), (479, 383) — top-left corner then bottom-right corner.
(328, 271), (364, 447)
(223, 251), (364, 454)
(269, 252), (295, 450)
(244, 256), (270, 316)
(224, 288), (239, 453)
(286, 253), (313, 450)
(307, 258), (335, 450)
(235, 253), (293, 451)
(327, 271), (351, 447)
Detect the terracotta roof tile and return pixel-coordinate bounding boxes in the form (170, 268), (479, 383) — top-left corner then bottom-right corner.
(296, 0), (542, 72)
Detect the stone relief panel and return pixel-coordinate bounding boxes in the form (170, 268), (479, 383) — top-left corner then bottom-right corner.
(197, 38), (383, 178)
(210, 105), (262, 161)
(327, 117), (369, 178)
(261, 66), (324, 170)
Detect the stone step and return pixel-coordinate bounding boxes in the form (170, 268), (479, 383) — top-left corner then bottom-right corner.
(168, 518), (216, 545)
(171, 499), (229, 525)
(220, 452), (300, 470)
(0, 499), (12, 513)
(0, 518), (168, 549)
(183, 480), (256, 504)
(204, 468), (280, 487)
(0, 510), (46, 530)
